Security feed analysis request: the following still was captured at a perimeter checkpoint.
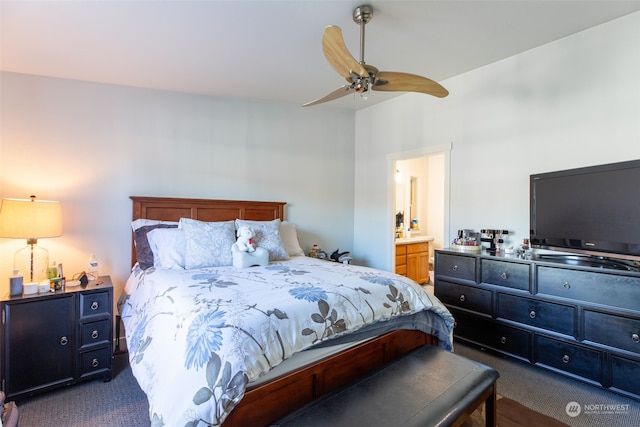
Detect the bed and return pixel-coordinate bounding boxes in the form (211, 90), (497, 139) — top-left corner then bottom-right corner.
(118, 196), (455, 427)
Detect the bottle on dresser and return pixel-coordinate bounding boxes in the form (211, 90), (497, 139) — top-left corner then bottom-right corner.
(88, 254), (99, 280)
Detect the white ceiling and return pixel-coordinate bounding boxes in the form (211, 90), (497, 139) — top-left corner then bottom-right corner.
(2, 1), (640, 110)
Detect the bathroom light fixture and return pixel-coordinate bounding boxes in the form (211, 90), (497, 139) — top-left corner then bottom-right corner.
(395, 169), (402, 183)
(0, 195), (62, 281)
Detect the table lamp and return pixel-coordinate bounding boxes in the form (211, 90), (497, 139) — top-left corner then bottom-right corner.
(0, 195), (62, 282)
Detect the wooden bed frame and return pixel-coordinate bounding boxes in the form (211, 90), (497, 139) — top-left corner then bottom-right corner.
(130, 196), (438, 426)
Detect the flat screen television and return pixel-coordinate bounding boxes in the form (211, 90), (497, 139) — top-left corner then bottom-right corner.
(530, 159), (640, 269)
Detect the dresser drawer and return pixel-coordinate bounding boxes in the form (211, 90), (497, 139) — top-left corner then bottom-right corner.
(537, 266), (640, 311)
(435, 281), (492, 315)
(436, 253), (476, 282)
(611, 355), (640, 395)
(481, 259), (530, 291)
(80, 291), (110, 318)
(80, 319), (111, 349)
(451, 309), (531, 360)
(584, 310), (640, 354)
(497, 294), (576, 337)
(79, 346), (112, 379)
(535, 335), (603, 383)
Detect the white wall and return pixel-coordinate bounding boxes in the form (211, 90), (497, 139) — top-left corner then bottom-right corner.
(354, 12), (640, 271)
(0, 73), (356, 299)
(2, 11), (640, 297)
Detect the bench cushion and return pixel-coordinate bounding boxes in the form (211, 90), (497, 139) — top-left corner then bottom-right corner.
(275, 345), (499, 427)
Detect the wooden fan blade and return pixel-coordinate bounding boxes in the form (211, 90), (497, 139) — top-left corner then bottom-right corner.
(373, 71), (449, 98)
(303, 85), (355, 107)
(322, 26), (369, 80)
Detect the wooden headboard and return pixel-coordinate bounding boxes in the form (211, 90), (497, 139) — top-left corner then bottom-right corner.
(130, 196), (286, 266)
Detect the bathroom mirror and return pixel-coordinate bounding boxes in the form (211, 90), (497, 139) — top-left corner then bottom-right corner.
(395, 158), (427, 234)
(395, 172), (405, 227)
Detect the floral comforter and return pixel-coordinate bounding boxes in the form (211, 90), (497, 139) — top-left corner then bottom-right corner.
(119, 256), (454, 426)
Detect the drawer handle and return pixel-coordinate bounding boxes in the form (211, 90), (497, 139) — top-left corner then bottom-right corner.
(501, 272), (508, 280)
(529, 310), (536, 319)
(563, 282), (571, 289)
(500, 336), (507, 345)
(452, 265), (459, 272)
(562, 355), (570, 364)
(60, 336), (68, 346)
(92, 358), (99, 368)
(91, 301), (99, 310)
(459, 294), (466, 302)
(632, 333), (640, 343)
(91, 330), (99, 339)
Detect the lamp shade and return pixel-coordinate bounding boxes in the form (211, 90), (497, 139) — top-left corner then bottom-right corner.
(0, 197), (62, 239)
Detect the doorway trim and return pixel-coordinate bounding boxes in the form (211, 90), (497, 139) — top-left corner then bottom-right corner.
(387, 142), (452, 272)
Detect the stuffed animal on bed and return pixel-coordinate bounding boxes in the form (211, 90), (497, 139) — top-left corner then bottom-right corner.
(233, 226), (256, 253)
(232, 226), (269, 268)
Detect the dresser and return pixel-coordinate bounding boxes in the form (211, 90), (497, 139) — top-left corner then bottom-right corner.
(1, 276), (113, 400)
(434, 250), (640, 400)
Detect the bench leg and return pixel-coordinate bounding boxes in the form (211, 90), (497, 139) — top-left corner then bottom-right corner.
(451, 382), (497, 427)
(485, 383), (497, 427)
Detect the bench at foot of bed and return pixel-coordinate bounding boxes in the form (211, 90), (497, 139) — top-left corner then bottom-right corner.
(274, 345), (499, 427)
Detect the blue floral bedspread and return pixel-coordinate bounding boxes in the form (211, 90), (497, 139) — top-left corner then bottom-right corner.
(119, 256), (454, 426)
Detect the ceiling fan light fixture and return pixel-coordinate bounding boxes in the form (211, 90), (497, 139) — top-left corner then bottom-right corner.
(303, 4), (448, 107)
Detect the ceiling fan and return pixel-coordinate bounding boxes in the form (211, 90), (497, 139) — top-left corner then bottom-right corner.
(303, 4), (449, 107)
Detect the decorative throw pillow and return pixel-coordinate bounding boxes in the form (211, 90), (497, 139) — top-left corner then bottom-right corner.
(147, 228), (186, 269)
(235, 219), (289, 261)
(180, 218), (236, 269)
(131, 220), (178, 270)
(280, 221), (305, 257)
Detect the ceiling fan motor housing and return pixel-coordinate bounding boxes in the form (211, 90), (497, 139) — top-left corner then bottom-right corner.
(353, 5), (373, 25)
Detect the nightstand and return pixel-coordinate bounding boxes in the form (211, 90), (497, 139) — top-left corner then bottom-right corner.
(0, 276), (113, 400)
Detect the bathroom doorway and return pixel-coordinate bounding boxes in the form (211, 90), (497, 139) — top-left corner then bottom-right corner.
(391, 144), (451, 283)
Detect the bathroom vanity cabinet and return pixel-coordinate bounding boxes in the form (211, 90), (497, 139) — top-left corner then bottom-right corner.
(396, 238), (432, 284)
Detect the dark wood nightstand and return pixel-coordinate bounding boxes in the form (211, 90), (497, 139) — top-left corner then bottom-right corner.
(0, 276), (113, 401)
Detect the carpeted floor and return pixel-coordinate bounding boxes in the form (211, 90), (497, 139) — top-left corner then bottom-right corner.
(455, 342), (640, 427)
(15, 344), (640, 426)
(17, 353), (150, 427)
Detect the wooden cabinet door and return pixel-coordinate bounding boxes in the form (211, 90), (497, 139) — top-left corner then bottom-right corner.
(416, 251), (430, 283)
(3, 296), (74, 397)
(407, 252), (419, 282)
(407, 243), (429, 284)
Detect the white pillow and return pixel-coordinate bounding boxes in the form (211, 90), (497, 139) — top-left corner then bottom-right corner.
(235, 219), (289, 261)
(147, 228), (186, 269)
(280, 221), (305, 257)
(180, 218), (236, 269)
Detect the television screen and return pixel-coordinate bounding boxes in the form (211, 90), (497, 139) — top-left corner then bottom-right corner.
(530, 159), (640, 262)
